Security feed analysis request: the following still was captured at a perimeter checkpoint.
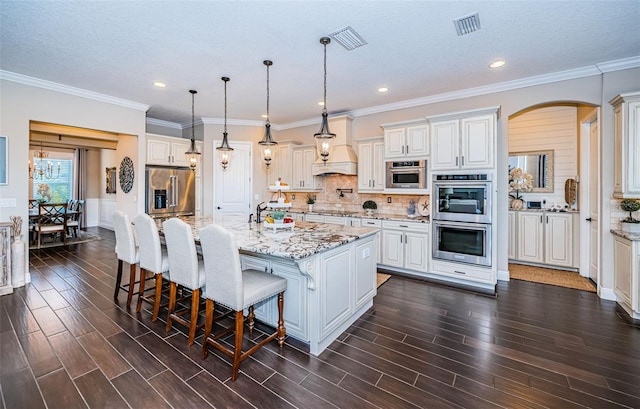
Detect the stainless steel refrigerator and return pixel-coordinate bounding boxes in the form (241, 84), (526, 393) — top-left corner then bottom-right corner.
(145, 166), (195, 218)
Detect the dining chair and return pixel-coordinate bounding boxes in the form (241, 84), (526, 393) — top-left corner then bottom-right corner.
(66, 199), (84, 237)
(34, 203), (68, 249)
(199, 224), (287, 381)
(134, 213), (169, 321)
(162, 217), (205, 345)
(112, 210), (140, 307)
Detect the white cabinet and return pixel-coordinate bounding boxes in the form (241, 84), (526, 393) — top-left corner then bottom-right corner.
(429, 111), (496, 171)
(240, 256), (308, 340)
(515, 211), (575, 268)
(304, 214), (324, 223)
(272, 141), (298, 185)
(357, 138), (385, 192)
(382, 122), (429, 159)
(613, 234), (640, 319)
(361, 219), (382, 264)
(292, 146), (323, 191)
(381, 220), (429, 273)
(610, 92), (640, 198)
(146, 134), (199, 167)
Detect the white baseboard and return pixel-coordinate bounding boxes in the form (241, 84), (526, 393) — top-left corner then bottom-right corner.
(497, 269), (510, 282)
(598, 286), (616, 301)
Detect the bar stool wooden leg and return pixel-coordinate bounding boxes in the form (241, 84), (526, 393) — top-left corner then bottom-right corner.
(231, 310), (244, 381)
(247, 306), (255, 333)
(126, 263), (137, 307)
(202, 299), (214, 359)
(152, 274), (163, 322)
(166, 282), (177, 332)
(114, 259), (123, 300)
(136, 267), (147, 312)
(187, 288), (201, 346)
(277, 292), (286, 347)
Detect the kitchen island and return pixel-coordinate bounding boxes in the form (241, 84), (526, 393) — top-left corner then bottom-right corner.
(159, 215), (378, 355)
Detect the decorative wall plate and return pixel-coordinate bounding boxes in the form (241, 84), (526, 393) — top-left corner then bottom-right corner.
(417, 195), (430, 216)
(119, 156), (134, 193)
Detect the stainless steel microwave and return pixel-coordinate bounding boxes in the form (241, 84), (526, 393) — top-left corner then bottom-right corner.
(385, 160), (427, 189)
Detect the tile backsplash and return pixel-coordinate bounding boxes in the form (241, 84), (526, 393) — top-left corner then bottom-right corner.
(282, 174), (429, 215)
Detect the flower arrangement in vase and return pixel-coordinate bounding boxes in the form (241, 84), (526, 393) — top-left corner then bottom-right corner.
(406, 199), (417, 218)
(362, 200), (377, 216)
(620, 199), (640, 233)
(509, 167), (533, 210)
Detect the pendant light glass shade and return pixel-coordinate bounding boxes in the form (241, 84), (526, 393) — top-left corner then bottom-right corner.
(258, 60), (277, 169)
(216, 77), (234, 171)
(314, 37), (336, 162)
(185, 90), (201, 170)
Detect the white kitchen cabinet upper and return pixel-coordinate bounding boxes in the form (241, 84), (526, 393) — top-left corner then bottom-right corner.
(146, 133), (201, 168)
(610, 91), (640, 198)
(292, 145), (323, 191)
(271, 141), (298, 186)
(382, 121), (429, 159)
(357, 137), (385, 192)
(428, 108), (497, 171)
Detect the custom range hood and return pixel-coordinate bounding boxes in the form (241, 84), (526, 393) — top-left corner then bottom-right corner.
(312, 115), (358, 175)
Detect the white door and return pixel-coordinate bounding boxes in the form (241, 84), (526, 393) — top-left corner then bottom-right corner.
(213, 141), (252, 217)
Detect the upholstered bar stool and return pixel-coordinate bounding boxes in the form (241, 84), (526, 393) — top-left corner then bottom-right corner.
(134, 213), (170, 321)
(113, 210), (140, 307)
(199, 224), (287, 381)
(162, 217), (206, 345)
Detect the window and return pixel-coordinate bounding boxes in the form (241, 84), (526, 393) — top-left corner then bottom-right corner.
(32, 159), (73, 203)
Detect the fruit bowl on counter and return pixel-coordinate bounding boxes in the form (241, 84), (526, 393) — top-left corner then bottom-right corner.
(263, 216), (295, 232)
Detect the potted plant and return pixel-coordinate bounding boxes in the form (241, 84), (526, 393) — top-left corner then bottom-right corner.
(362, 200), (377, 216)
(620, 199), (640, 233)
(306, 194), (315, 212)
(509, 167), (533, 210)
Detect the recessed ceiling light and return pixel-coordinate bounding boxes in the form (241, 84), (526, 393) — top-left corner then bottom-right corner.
(489, 60), (506, 68)
(318, 101), (325, 106)
(153, 81), (166, 88)
(378, 87), (389, 93)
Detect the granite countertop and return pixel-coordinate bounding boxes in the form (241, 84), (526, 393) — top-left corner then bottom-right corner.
(611, 229), (640, 241)
(293, 209), (430, 223)
(157, 215), (378, 260)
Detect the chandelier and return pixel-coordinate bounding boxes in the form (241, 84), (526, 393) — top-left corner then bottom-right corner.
(185, 89), (201, 170)
(29, 141), (61, 180)
(313, 37), (336, 162)
(258, 60), (277, 169)
(216, 76), (234, 171)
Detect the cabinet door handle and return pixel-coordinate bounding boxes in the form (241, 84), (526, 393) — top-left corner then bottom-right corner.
(546, 216), (549, 224)
(401, 145), (404, 154)
(461, 156), (465, 166)
(455, 156), (459, 166)
(406, 145), (409, 154)
(540, 215), (543, 223)
(264, 266), (268, 273)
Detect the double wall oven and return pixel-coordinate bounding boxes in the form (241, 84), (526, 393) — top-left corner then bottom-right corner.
(432, 174), (493, 267)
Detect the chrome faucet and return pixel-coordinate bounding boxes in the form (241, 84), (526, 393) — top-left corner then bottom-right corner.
(256, 202), (268, 223)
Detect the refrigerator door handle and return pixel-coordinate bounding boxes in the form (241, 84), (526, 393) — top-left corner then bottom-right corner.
(174, 176), (179, 208)
(170, 175), (176, 208)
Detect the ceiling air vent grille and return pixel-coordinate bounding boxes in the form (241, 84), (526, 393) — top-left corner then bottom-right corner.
(330, 26), (368, 50)
(454, 13), (481, 36)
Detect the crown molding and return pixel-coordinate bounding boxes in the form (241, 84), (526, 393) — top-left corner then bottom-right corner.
(0, 70), (150, 111)
(145, 117), (182, 129)
(596, 55), (640, 72)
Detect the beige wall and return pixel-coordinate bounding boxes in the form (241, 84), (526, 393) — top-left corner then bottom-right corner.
(86, 149), (101, 198)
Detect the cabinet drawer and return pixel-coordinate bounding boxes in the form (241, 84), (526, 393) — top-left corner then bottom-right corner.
(361, 219), (381, 228)
(324, 216), (346, 225)
(382, 220), (429, 232)
(431, 260), (494, 284)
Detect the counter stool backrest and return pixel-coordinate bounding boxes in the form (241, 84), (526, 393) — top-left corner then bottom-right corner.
(113, 211), (138, 264)
(199, 224), (243, 310)
(162, 218), (200, 289)
(134, 213), (165, 273)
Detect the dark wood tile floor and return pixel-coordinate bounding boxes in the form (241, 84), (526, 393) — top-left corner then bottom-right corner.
(2, 227), (639, 408)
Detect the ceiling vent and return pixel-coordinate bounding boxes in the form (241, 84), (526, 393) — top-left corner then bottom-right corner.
(330, 26), (368, 50)
(453, 13), (481, 36)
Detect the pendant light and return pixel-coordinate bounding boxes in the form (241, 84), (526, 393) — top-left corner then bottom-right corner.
(258, 60), (277, 169)
(216, 76), (234, 171)
(314, 37), (336, 162)
(185, 89), (201, 170)
(29, 141), (61, 180)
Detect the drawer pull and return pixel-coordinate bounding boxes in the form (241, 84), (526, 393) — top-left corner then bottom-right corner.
(453, 270), (467, 275)
(399, 225), (408, 228)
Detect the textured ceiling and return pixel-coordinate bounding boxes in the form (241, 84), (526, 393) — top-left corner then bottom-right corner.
(1, 1), (639, 127)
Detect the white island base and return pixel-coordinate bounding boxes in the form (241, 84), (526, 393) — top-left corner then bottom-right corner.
(240, 234), (377, 355)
